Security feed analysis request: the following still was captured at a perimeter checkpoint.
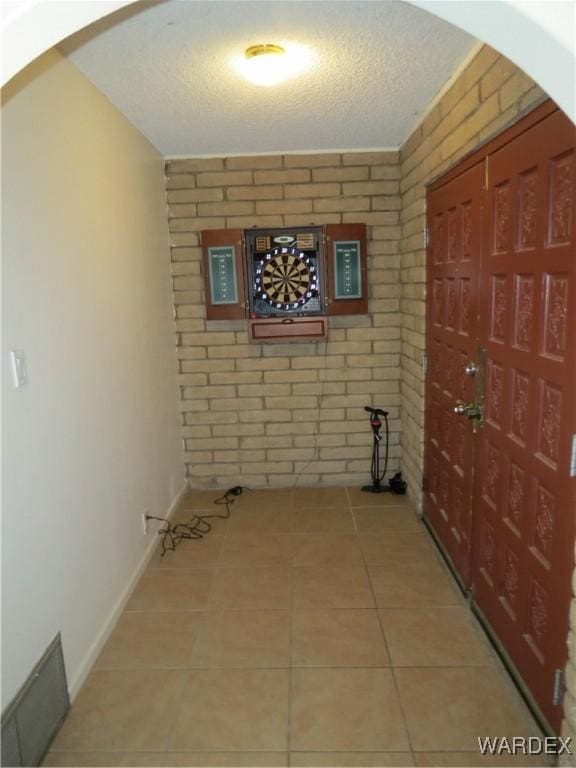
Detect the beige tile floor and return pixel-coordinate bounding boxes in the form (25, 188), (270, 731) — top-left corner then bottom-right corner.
(45, 488), (547, 768)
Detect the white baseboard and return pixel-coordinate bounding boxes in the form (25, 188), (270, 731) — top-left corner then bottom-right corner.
(67, 483), (188, 701)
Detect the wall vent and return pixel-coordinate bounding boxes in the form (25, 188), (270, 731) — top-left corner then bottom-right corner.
(1, 634), (69, 767)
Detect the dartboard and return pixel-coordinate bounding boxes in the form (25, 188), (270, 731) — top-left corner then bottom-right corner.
(254, 246), (318, 309)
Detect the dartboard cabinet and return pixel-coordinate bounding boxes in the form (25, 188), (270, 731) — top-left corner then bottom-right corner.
(201, 223), (367, 341)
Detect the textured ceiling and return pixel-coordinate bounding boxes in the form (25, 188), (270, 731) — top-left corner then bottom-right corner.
(60, 0), (476, 156)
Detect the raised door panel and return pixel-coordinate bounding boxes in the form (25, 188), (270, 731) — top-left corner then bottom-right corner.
(424, 162), (484, 586)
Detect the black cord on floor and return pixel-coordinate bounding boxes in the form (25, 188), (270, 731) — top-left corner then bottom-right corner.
(148, 485), (247, 556)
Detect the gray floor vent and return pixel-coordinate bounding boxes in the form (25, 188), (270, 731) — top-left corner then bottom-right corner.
(1, 634), (70, 767)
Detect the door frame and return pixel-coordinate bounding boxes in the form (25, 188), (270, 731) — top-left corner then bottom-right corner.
(428, 100), (557, 194)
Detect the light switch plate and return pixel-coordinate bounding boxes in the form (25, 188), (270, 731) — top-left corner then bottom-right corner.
(10, 349), (28, 388)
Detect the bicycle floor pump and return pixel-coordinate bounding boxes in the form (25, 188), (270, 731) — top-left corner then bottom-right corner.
(361, 406), (391, 494)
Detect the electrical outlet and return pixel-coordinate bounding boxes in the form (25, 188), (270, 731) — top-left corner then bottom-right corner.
(141, 511), (149, 535)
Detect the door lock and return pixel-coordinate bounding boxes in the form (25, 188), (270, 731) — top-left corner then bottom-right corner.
(453, 401), (484, 433)
(465, 361), (478, 377)
(454, 401), (483, 422)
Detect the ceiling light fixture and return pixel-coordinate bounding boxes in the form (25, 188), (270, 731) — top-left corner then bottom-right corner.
(236, 43), (312, 87)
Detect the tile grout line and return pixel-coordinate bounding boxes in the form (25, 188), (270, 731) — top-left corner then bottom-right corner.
(356, 496), (418, 765)
(287, 489), (295, 768)
(162, 657), (192, 757)
(350, 494), (359, 534)
(90, 662), (502, 672)
(161, 491), (231, 758)
(207, 488), (231, 609)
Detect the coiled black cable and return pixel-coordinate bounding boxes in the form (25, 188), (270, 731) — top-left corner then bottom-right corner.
(147, 485), (246, 556)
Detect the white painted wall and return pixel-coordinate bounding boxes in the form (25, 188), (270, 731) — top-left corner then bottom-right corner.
(2, 0), (575, 123)
(1, 48), (185, 707)
(1, 0), (134, 86)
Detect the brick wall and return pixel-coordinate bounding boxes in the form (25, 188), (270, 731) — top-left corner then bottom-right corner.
(165, 151), (402, 490)
(398, 45), (545, 511)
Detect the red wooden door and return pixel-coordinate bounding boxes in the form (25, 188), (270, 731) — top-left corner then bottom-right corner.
(471, 108), (575, 732)
(424, 162), (484, 586)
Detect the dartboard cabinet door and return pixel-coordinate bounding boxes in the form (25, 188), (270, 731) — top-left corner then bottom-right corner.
(325, 223), (368, 316)
(201, 229), (245, 320)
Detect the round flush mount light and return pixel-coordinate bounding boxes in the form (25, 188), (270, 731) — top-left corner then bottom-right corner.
(235, 42), (313, 87)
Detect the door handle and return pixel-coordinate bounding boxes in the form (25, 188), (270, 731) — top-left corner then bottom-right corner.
(454, 401), (484, 431)
(454, 401), (474, 416)
(454, 401), (483, 419)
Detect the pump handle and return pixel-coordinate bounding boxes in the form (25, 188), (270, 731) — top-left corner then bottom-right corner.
(364, 406), (389, 417)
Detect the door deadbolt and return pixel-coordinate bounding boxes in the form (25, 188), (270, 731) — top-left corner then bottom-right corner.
(465, 362), (478, 377)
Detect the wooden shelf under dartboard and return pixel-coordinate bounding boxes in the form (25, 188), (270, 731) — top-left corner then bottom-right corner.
(248, 316), (327, 343)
